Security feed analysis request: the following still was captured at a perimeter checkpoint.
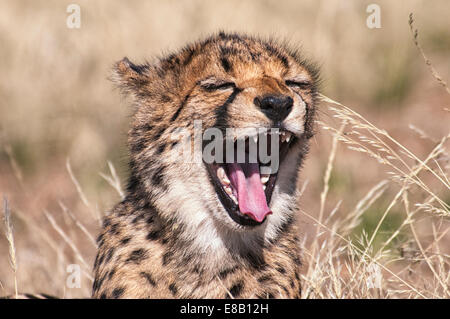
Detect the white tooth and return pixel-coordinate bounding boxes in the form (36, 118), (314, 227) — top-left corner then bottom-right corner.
(224, 186), (233, 195)
(217, 167), (225, 180)
(263, 185), (266, 190)
(280, 134), (286, 143)
(260, 174), (269, 184)
(230, 193), (238, 204)
(285, 132), (292, 143)
(218, 166), (230, 185)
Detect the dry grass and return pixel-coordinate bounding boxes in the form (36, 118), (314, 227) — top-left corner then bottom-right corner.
(300, 93), (449, 298)
(0, 1), (449, 298)
(2, 197), (18, 298)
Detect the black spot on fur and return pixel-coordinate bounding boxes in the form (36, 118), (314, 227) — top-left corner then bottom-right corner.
(193, 265), (203, 274)
(221, 56), (232, 72)
(99, 293), (107, 299)
(120, 237), (131, 245)
(146, 230), (161, 241)
(97, 253), (105, 267)
(281, 285), (290, 296)
(93, 253), (101, 269)
(130, 139), (146, 154)
(96, 233), (104, 246)
(156, 144), (166, 155)
(160, 94), (171, 103)
(229, 281), (244, 298)
(162, 250), (173, 265)
(279, 54), (289, 70)
(105, 247), (115, 263)
(93, 273), (106, 293)
(102, 218), (111, 228)
(126, 248), (148, 264)
(143, 123), (153, 132)
(127, 60), (149, 75)
(92, 278), (99, 292)
(264, 43), (289, 70)
(146, 215), (154, 224)
(131, 214), (143, 224)
(140, 272), (157, 287)
(169, 283), (177, 295)
(109, 223), (120, 235)
(108, 269), (116, 280)
(151, 165), (166, 187)
(257, 274), (272, 283)
(246, 252), (266, 271)
(182, 48), (195, 66)
(276, 265), (286, 274)
(218, 266), (238, 279)
(111, 287), (125, 299)
(154, 127), (165, 140)
(220, 46), (240, 57)
(127, 173), (140, 195)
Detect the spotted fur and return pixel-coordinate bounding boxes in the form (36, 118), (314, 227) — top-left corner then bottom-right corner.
(92, 32), (319, 299)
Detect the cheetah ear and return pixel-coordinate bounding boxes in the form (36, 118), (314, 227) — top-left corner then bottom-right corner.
(113, 57), (150, 95)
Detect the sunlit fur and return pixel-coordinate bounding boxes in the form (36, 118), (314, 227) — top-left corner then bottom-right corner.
(93, 32), (319, 299)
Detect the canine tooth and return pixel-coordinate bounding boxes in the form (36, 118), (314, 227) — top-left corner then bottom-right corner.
(217, 167), (230, 185)
(263, 185), (266, 190)
(260, 174), (269, 184)
(224, 186), (233, 195)
(285, 132), (292, 143)
(280, 133), (286, 143)
(217, 167), (225, 180)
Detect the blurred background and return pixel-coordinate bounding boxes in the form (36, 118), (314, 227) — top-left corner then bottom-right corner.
(0, 0), (449, 298)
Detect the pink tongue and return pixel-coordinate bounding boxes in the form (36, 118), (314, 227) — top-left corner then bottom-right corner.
(227, 162), (272, 223)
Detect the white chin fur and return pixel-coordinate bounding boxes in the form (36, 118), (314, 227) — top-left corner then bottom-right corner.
(148, 144), (301, 268)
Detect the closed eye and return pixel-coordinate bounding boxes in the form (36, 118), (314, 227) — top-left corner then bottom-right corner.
(199, 77), (236, 91)
(285, 80), (311, 90)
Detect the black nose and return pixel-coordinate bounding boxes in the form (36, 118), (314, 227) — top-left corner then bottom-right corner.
(254, 95), (293, 123)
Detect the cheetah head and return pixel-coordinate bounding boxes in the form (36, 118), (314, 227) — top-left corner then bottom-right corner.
(114, 33), (319, 244)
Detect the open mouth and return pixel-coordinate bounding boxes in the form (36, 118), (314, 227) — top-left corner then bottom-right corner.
(205, 129), (295, 226)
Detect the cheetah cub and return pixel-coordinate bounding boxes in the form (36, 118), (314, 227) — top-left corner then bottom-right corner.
(93, 33), (319, 299)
